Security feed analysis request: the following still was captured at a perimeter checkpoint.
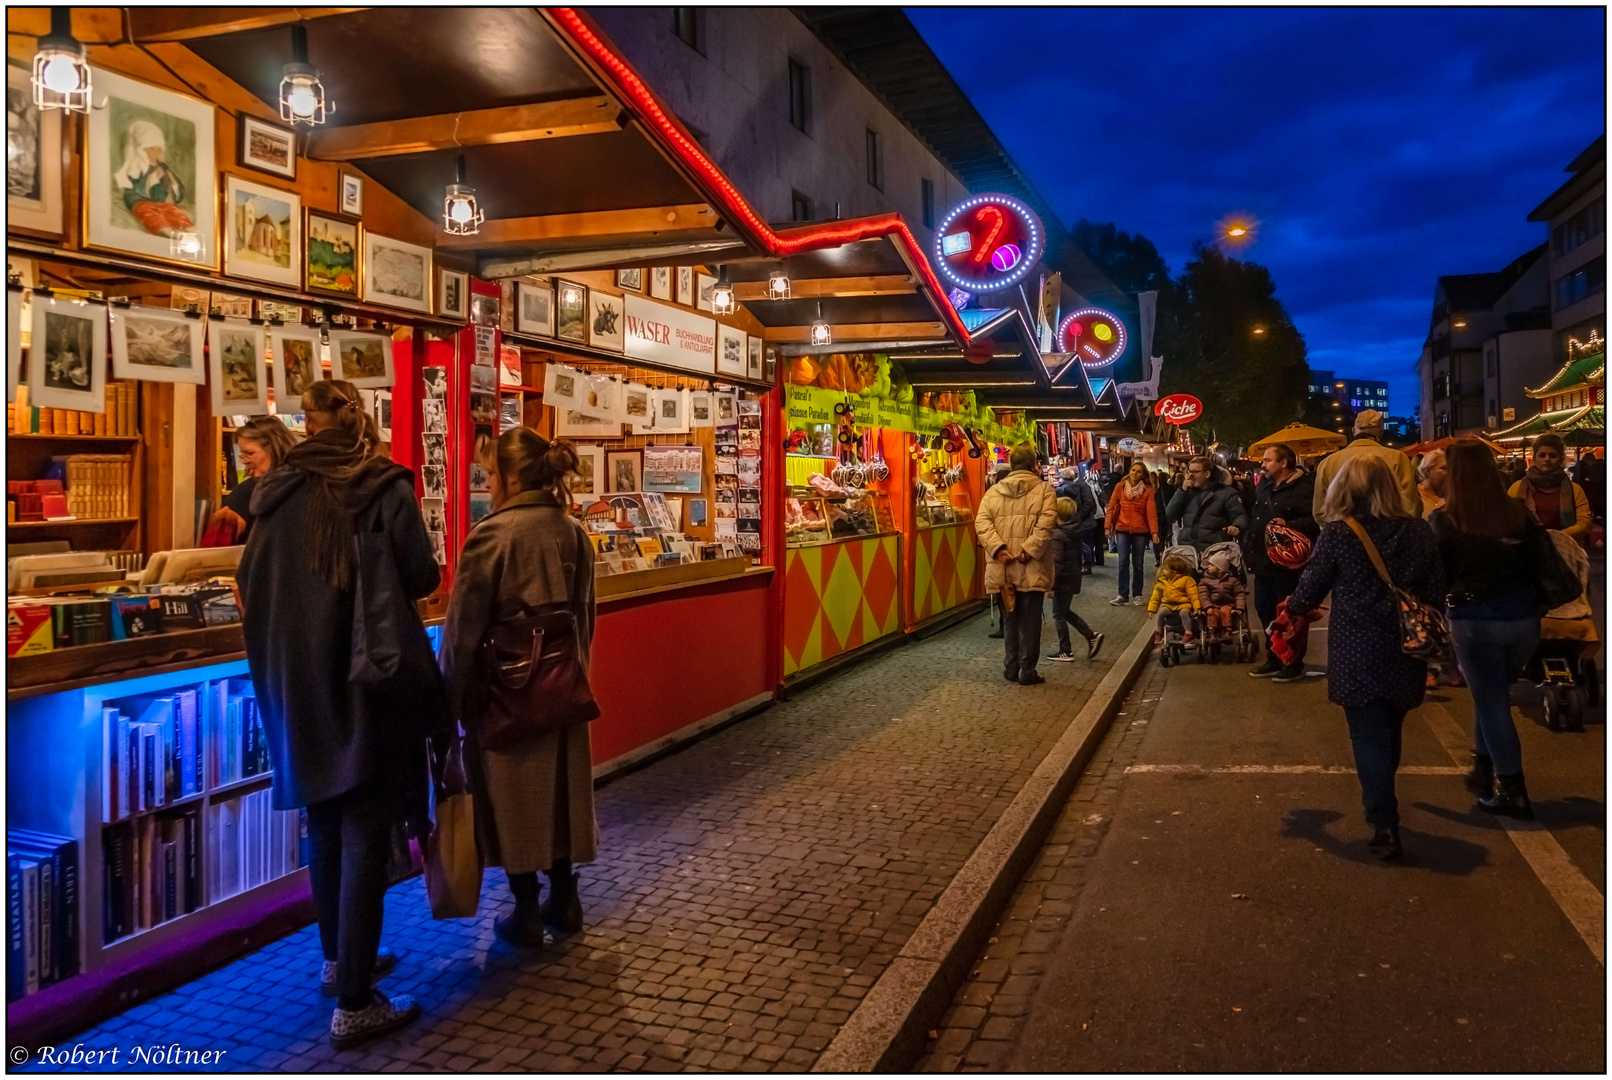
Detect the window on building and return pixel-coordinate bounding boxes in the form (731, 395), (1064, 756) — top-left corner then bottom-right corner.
(1553, 196), (1605, 257)
(1554, 255), (1606, 311)
(787, 59), (811, 134)
(865, 129), (884, 191)
(671, 8), (703, 52)
(921, 178), (935, 228)
(791, 190), (813, 223)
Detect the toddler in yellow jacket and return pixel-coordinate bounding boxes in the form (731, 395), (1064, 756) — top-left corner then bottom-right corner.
(1148, 552), (1201, 645)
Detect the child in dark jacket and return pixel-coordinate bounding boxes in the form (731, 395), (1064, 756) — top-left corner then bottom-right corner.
(1047, 498), (1105, 661)
(1197, 548), (1247, 641)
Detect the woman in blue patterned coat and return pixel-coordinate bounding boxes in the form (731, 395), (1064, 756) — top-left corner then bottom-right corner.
(1286, 456), (1444, 860)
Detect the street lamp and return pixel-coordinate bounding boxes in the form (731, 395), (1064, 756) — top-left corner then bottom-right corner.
(1215, 212), (1259, 249)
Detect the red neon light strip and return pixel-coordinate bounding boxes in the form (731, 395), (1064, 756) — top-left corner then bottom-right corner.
(548, 7), (973, 345)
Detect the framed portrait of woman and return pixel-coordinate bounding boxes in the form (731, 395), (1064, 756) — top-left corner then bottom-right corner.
(84, 67), (218, 267)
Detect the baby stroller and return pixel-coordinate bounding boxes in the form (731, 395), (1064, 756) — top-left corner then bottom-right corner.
(1527, 532), (1600, 732)
(1156, 545), (1203, 668)
(1199, 540), (1256, 665)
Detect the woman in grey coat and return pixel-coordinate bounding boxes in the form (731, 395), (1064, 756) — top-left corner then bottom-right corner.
(439, 427), (598, 948)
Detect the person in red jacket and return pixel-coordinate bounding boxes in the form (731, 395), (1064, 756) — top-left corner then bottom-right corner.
(1104, 462), (1160, 605)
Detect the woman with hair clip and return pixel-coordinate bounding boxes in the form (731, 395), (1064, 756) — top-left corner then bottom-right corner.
(203, 415), (297, 544)
(238, 379), (446, 1049)
(439, 426), (598, 948)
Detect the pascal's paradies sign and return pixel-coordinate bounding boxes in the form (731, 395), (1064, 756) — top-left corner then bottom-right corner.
(933, 193), (1044, 294)
(1156, 393), (1203, 425)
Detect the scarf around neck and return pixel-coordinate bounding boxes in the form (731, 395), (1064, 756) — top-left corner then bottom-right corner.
(281, 430), (409, 591)
(1525, 466), (1566, 492)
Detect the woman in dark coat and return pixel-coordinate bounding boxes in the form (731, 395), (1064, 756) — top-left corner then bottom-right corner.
(238, 380), (444, 1049)
(1287, 456), (1443, 860)
(439, 428), (598, 948)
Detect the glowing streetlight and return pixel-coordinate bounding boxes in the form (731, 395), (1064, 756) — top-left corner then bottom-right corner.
(1215, 212), (1259, 249)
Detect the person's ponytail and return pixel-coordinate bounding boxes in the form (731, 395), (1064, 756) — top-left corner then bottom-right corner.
(494, 426), (578, 500)
(302, 378), (385, 458)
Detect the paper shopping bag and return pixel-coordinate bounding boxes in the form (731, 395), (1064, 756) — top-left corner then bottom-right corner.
(425, 791), (483, 919)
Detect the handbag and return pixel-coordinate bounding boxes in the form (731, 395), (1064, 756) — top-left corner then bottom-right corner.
(475, 606), (600, 751)
(1344, 517), (1449, 659)
(350, 505), (407, 684)
(424, 736), (483, 920)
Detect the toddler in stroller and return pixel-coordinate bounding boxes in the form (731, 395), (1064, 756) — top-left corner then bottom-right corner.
(1149, 549), (1201, 650)
(1197, 542), (1247, 645)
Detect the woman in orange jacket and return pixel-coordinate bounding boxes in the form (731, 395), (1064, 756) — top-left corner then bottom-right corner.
(1104, 462), (1161, 605)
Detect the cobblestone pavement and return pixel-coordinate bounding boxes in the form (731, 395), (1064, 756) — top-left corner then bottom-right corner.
(913, 665), (1165, 1072)
(34, 577), (1149, 1073)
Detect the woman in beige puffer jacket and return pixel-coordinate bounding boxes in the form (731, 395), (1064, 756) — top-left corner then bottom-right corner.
(976, 446), (1058, 683)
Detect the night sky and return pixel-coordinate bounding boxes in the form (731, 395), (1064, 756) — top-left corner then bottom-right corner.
(910, 6), (1606, 416)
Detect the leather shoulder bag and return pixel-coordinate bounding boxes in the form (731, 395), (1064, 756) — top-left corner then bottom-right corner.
(476, 605), (600, 751)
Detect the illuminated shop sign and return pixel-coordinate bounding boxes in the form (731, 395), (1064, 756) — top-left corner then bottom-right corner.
(932, 193), (1044, 293)
(1155, 393), (1203, 425)
(1058, 307), (1128, 370)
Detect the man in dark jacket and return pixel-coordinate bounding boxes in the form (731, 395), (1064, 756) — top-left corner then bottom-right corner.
(1166, 456), (1249, 551)
(1245, 442), (1318, 677)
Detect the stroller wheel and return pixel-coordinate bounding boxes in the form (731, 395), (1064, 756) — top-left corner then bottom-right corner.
(1544, 687), (1569, 732)
(1159, 649), (1173, 668)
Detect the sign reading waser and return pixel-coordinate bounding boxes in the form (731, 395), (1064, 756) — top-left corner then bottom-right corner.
(624, 294), (716, 374)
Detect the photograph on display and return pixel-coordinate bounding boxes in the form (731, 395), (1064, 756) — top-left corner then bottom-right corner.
(110, 305), (204, 384)
(86, 68), (218, 266)
(469, 363), (497, 393)
(207, 321), (268, 414)
(589, 291), (625, 352)
(421, 498), (447, 536)
(438, 268), (468, 320)
(238, 116), (296, 180)
(258, 299), (301, 323)
(697, 272), (717, 313)
(373, 388), (392, 441)
(689, 391), (713, 427)
(7, 65), (63, 235)
(544, 362), (581, 408)
(223, 175), (301, 287)
(423, 433), (447, 467)
(429, 529), (447, 566)
(363, 232), (432, 313)
(470, 392), (497, 425)
(556, 409), (622, 439)
(421, 396), (447, 433)
(29, 296), (106, 411)
(607, 450), (643, 494)
(622, 384), (652, 424)
(304, 212), (359, 296)
(643, 445), (703, 494)
(422, 465), (447, 498)
(330, 331), (394, 388)
(469, 461), (491, 492)
(517, 280), (554, 336)
(471, 292), (500, 328)
(570, 444), (605, 503)
(653, 388), (688, 433)
(269, 328), (321, 413)
(650, 266), (672, 300)
(421, 366), (448, 399)
(339, 170), (363, 216)
(616, 268), (643, 292)
(715, 392), (736, 423)
(677, 266), (694, 306)
(689, 500), (708, 527)
(555, 280), (587, 342)
(500, 395), (521, 430)
(748, 335), (763, 380)
(717, 324), (746, 376)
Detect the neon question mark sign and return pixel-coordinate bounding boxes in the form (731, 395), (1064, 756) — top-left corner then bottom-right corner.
(971, 205), (1004, 265)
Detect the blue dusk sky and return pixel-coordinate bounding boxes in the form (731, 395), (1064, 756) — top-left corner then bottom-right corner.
(910, 6), (1606, 416)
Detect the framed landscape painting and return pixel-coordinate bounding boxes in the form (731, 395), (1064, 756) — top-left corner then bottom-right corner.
(109, 304), (204, 384)
(330, 330), (395, 388)
(207, 319), (268, 415)
(29, 293), (106, 411)
(85, 67), (218, 267)
(362, 233), (432, 314)
(238, 115), (296, 180)
(7, 64), (64, 236)
(305, 211), (360, 297)
(223, 175), (301, 287)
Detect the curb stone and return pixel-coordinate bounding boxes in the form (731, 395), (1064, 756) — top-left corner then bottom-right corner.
(812, 619), (1157, 1072)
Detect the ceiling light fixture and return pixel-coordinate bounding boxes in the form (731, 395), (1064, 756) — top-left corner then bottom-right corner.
(766, 269), (790, 300)
(809, 302), (831, 346)
(32, 7), (91, 113)
(711, 265), (735, 315)
(279, 24), (331, 126)
(442, 154), (483, 235)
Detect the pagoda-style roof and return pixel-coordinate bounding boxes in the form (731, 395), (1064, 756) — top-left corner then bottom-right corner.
(1527, 350), (1605, 399)
(1488, 403), (1603, 443)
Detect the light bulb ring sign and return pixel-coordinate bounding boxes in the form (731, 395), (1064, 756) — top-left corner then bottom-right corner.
(1058, 307), (1128, 370)
(933, 193), (1044, 293)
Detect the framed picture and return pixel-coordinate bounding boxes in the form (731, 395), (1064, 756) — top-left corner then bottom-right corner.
(330, 330), (394, 388)
(556, 408), (621, 439)
(85, 67), (218, 267)
(689, 390), (713, 427)
(716, 323), (746, 376)
(207, 319), (268, 415)
(7, 65), (64, 236)
(622, 383), (653, 432)
(7, 288), (21, 402)
(588, 290), (625, 352)
(747, 335), (763, 380)
(650, 266), (672, 301)
(338, 169), (364, 217)
(677, 266), (694, 307)
(555, 279), (587, 342)
(438, 268), (468, 320)
(616, 267), (643, 292)
(363, 232), (432, 313)
(570, 444), (605, 504)
(29, 294), (106, 411)
(652, 388), (688, 434)
(223, 174), (301, 287)
(606, 449), (643, 494)
(238, 115), (296, 180)
(517, 280), (554, 336)
(696, 272), (717, 312)
(257, 299), (301, 324)
(109, 304), (204, 384)
(269, 325), (323, 413)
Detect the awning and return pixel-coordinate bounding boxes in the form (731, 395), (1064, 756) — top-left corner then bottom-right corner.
(1525, 350), (1605, 399)
(1487, 405), (1598, 443)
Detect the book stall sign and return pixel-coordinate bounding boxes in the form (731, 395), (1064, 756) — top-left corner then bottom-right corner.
(623, 294), (716, 374)
(1156, 393), (1203, 425)
(932, 193), (1044, 294)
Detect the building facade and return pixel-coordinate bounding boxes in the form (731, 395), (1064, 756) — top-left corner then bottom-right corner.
(1529, 136), (1606, 363)
(1306, 369), (1389, 412)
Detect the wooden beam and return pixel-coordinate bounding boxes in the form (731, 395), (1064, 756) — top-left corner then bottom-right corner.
(6, 8), (123, 43)
(437, 204), (718, 249)
(140, 41), (283, 121)
(128, 7), (362, 42)
(304, 97), (621, 161)
(731, 275), (913, 301)
(762, 322), (947, 344)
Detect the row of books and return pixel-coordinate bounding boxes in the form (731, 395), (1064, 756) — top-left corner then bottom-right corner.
(9, 382), (139, 436)
(7, 830), (80, 1002)
(208, 791), (303, 906)
(101, 681), (268, 824)
(53, 454), (135, 520)
(8, 586), (241, 657)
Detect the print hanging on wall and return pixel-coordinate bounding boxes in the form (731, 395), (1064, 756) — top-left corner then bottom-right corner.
(689, 390), (713, 427)
(330, 330), (395, 388)
(223, 175), (302, 287)
(555, 408), (622, 439)
(7, 65), (64, 236)
(616, 267), (643, 292)
(588, 290), (625, 352)
(438, 268), (469, 320)
(696, 272), (717, 313)
(109, 304), (204, 384)
(747, 335), (763, 381)
(238, 115), (297, 180)
(268, 326), (324, 413)
(677, 266), (694, 307)
(555, 279), (587, 342)
(517, 280), (554, 336)
(85, 66), (219, 267)
(206, 319), (268, 415)
(362, 232), (433, 314)
(304, 211), (360, 297)
(29, 294), (107, 412)
(571, 444), (605, 504)
(338, 170), (364, 216)
(650, 266), (672, 301)
(716, 323), (746, 377)
(651, 387), (689, 434)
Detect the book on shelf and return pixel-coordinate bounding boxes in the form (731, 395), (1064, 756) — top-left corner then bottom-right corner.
(8, 382), (137, 437)
(6, 830), (80, 1001)
(49, 454), (133, 520)
(102, 689), (205, 824)
(205, 790), (299, 905)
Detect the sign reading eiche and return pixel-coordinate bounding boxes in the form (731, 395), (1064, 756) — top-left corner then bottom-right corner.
(1155, 393), (1203, 425)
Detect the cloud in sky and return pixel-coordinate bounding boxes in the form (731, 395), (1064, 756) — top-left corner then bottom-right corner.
(909, 6), (1604, 415)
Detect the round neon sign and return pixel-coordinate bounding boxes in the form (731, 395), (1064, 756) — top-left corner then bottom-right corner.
(1058, 307), (1128, 370)
(932, 193), (1044, 293)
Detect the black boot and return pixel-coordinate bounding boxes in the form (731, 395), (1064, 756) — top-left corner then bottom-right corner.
(1462, 753), (1494, 797)
(495, 871), (548, 948)
(1367, 826), (1402, 860)
(1478, 772), (1533, 820)
(540, 859), (584, 934)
